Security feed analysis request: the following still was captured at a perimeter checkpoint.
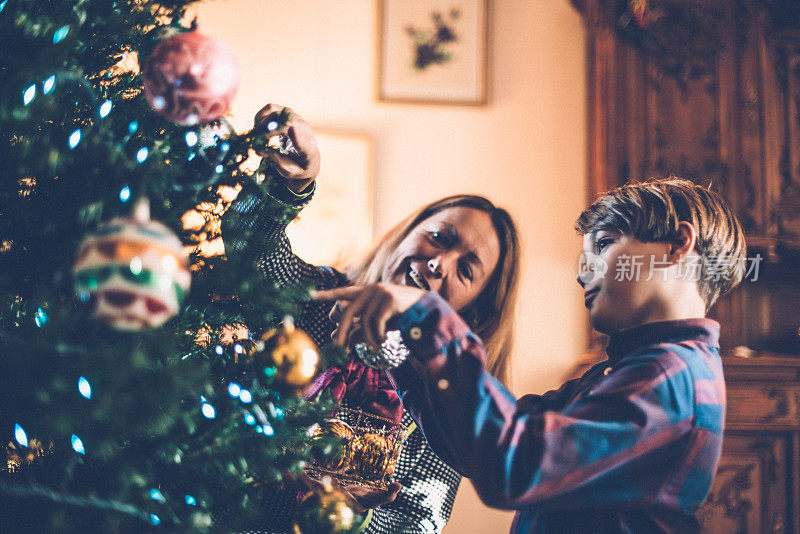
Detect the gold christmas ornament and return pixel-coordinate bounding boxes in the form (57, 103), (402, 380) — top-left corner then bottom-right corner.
(255, 317), (320, 390)
(311, 419), (355, 471)
(351, 433), (393, 482)
(293, 477), (363, 534)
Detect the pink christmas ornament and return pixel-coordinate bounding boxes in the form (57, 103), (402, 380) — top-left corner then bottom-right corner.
(143, 31), (239, 126)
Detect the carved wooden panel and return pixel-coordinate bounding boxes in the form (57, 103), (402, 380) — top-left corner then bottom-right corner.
(575, 0), (768, 235)
(699, 356), (800, 533)
(772, 36), (800, 242)
(727, 384), (800, 425)
(699, 433), (789, 534)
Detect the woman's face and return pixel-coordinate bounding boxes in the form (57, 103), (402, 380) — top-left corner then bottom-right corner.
(381, 206), (501, 312)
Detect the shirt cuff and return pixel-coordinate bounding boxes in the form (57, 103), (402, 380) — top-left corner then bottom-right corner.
(393, 291), (472, 362)
(263, 173), (315, 209)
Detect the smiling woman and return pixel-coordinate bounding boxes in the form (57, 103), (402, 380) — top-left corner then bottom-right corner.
(347, 195), (518, 383)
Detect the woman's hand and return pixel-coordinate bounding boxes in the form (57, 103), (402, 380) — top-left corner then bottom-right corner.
(253, 103), (320, 193)
(342, 481), (403, 513)
(314, 284), (426, 349)
(287, 471), (402, 513)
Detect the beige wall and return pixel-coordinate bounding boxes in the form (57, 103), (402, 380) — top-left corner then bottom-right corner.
(194, 1), (588, 531)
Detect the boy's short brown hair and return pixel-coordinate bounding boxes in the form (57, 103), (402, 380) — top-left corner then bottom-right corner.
(574, 177), (747, 309)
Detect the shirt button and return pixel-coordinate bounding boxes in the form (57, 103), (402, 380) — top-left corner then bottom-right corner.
(409, 326), (423, 340)
(603, 366), (612, 376)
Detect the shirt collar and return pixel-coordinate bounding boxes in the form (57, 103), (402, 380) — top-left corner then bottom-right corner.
(605, 318), (720, 362)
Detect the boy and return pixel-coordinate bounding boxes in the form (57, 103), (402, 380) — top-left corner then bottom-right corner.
(316, 178), (747, 533)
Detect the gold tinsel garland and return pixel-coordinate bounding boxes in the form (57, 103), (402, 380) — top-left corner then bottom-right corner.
(5, 438), (55, 474)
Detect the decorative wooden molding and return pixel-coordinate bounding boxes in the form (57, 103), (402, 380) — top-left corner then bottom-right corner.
(702, 463), (755, 533)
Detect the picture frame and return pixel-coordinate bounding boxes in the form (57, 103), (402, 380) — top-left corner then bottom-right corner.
(377, 0), (490, 105)
(285, 130), (374, 268)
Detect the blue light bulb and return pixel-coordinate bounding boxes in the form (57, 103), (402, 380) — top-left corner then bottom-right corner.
(136, 147), (148, 163)
(244, 413), (256, 425)
(184, 494), (197, 506)
(215, 164), (224, 173)
(67, 129), (81, 149)
(201, 403), (216, 419)
(262, 424), (274, 436)
(227, 382), (241, 397)
(22, 84), (36, 106)
(14, 424), (28, 447)
(150, 488), (165, 502)
(71, 434), (85, 455)
(238, 389), (252, 404)
(43, 75), (56, 94)
(34, 307), (48, 327)
(128, 121), (138, 133)
(185, 131), (198, 147)
(99, 100), (112, 118)
(119, 186), (131, 203)
(150, 514), (161, 526)
(53, 25), (69, 44)
(78, 376), (92, 399)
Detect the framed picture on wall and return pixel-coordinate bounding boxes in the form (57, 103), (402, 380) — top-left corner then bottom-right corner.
(285, 130), (374, 269)
(377, 0), (490, 105)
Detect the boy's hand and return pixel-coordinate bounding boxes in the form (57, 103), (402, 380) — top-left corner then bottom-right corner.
(314, 284), (426, 350)
(253, 103), (320, 193)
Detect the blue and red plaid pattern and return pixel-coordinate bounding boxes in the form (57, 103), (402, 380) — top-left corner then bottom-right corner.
(388, 291), (726, 533)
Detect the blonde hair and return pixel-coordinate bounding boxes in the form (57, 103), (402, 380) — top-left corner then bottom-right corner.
(574, 177), (747, 310)
(347, 195), (520, 386)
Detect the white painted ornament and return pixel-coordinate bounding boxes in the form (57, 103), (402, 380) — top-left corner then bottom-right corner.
(73, 200), (191, 330)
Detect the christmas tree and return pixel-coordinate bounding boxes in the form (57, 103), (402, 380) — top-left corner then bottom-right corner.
(0, 1), (345, 531)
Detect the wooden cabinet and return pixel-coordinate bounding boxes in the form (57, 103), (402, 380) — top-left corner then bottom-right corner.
(572, 0), (800, 250)
(570, 1), (800, 531)
(699, 356), (800, 534)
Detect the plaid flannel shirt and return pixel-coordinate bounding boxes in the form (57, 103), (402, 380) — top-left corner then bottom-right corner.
(388, 291), (726, 534)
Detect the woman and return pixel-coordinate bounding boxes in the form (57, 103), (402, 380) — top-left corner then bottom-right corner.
(222, 104), (520, 533)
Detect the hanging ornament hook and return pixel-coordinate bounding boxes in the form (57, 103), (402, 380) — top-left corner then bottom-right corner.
(132, 197), (151, 223)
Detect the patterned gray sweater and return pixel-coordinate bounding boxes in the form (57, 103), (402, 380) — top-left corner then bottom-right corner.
(218, 178), (461, 534)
